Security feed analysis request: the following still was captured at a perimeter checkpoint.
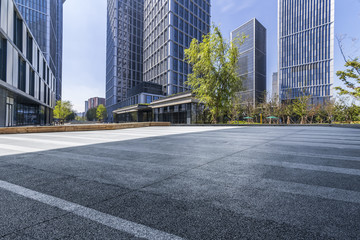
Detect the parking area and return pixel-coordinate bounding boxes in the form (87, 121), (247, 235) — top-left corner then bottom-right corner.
(0, 126), (359, 239)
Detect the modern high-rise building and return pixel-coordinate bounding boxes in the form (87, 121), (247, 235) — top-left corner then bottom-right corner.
(231, 18), (267, 107)
(278, 0), (334, 102)
(87, 97), (105, 110)
(0, 0), (56, 127)
(14, 0), (65, 101)
(272, 72), (279, 100)
(85, 100), (89, 113)
(143, 0), (211, 96)
(106, 0), (144, 120)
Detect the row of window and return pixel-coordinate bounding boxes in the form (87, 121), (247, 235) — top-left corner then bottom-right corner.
(280, 25), (332, 68)
(281, 85), (331, 99)
(280, 0), (333, 36)
(281, 61), (332, 88)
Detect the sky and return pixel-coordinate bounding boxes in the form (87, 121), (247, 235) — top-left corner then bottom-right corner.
(62, 0), (360, 112)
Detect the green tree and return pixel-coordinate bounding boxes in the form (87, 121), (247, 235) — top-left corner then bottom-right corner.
(96, 104), (107, 122)
(66, 112), (76, 122)
(292, 95), (311, 124)
(184, 26), (246, 123)
(53, 100), (73, 124)
(86, 108), (97, 121)
(335, 58), (360, 100)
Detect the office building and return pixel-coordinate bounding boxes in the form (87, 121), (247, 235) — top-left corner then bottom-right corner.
(85, 100), (88, 113)
(106, 0), (144, 121)
(272, 72), (278, 100)
(14, 0), (65, 101)
(87, 97), (105, 110)
(278, 0), (334, 102)
(112, 0), (211, 123)
(143, 0), (211, 96)
(231, 18), (267, 107)
(0, 0), (56, 127)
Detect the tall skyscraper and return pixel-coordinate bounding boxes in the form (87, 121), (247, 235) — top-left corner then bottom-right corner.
(0, 0), (56, 127)
(143, 0), (211, 96)
(14, 0), (65, 101)
(278, 0), (334, 102)
(272, 72), (279, 100)
(106, 0), (144, 119)
(231, 18), (267, 106)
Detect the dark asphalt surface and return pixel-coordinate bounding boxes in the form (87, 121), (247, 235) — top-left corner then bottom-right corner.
(0, 126), (359, 239)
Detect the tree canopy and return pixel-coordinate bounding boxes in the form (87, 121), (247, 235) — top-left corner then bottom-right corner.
(96, 104), (107, 122)
(335, 58), (360, 100)
(184, 26), (246, 123)
(53, 100), (73, 123)
(86, 108), (97, 121)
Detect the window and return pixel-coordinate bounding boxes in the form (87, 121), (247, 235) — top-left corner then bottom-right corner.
(0, 37), (6, 82)
(37, 50), (40, 72)
(43, 60), (46, 80)
(18, 57), (26, 92)
(47, 67), (49, 84)
(29, 70), (35, 97)
(14, 12), (23, 51)
(43, 83), (47, 104)
(26, 32), (33, 64)
(146, 95), (152, 104)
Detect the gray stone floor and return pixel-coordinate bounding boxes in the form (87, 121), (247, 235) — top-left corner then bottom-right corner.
(0, 126), (359, 239)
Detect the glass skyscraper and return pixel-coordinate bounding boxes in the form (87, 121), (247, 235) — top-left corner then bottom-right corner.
(278, 0), (334, 102)
(0, 0), (56, 127)
(14, 0), (65, 101)
(231, 18), (267, 106)
(106, 0), (144, 118)
(143, 0), (211, 96)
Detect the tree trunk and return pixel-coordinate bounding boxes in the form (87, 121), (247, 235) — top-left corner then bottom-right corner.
(287, 116), (290, 125)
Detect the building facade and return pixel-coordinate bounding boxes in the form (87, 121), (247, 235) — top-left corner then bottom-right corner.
(85, 100), (88, 113)
(272, 72), (278, 100)
(231, 18), (266, 107)
(106, 0), (144, 121)
(87, 97), (105, 110)
(14, 0), (65, 101)
(0, 0), (56, 127)
(143, 0), (211, 96)
(278, 0), (334, 102)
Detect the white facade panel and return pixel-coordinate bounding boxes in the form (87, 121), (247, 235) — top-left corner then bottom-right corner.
(6, 0), (14, 42)
(0, 0), (9, 32)
(12, 47), (18, 87)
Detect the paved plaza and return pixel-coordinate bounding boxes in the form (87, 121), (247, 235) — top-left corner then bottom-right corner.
(0, 126), (359, 239)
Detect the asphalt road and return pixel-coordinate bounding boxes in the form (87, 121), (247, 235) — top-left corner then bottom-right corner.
(0, 126), (359, 239)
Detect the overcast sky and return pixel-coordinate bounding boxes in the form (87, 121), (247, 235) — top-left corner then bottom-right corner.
(62, 0), (360, 112)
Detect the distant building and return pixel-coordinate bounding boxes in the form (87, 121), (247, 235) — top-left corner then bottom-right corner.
(14, 0), (65, 101)
(0, 0), (56, 127)
(272, 72), (279, 100)
(278, 0), (334, 103)
(87, 97), (105, 110)
(76, 112), (85, 118)
(85, 101), (89, 113)
(231, 18), (267, 107)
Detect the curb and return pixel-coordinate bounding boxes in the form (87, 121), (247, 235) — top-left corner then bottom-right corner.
(0, 122), (171, 134)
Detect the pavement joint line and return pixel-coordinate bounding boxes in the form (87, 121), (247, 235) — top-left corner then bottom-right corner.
(245, 149), (360, 162)
(0, 180), (184, 240)
(113, 128), (307, 199)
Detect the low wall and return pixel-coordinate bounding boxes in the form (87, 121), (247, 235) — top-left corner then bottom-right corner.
(0, 122), (171, 134)
(173, 124), (360, 129)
